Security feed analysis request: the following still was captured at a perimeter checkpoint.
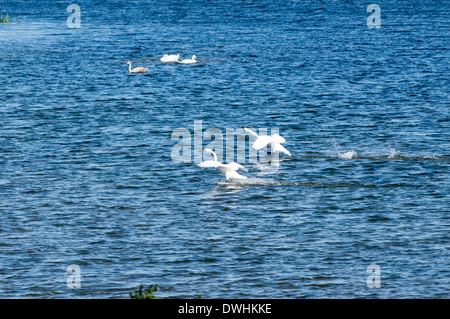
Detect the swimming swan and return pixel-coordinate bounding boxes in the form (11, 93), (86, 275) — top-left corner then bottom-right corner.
(179, 55), (197, 64)
(127, 61), (148, 74)
(161, 54), (180, 62)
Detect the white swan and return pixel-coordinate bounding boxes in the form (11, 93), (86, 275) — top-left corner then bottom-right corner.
(127, 61), (148, 74)
(198, 148), (248, 181)
(242, 127), (292, 156)
(179, 55), (197, 64)
(160, 54), (180, 63)
(338, 150), (357, 159)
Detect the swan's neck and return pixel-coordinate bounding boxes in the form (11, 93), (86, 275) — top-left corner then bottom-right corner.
(210, 150), (218, 162)
(244, 128), (259, 138)
(128, 63), (132, 73)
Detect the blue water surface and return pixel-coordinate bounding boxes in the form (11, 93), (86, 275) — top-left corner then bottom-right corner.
(0, 0), (449, 298)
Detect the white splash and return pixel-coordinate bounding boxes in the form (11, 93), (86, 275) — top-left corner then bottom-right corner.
(338, 150), (357, 159)
(388, 145), (398, 158)
(217, 177), (276, 186)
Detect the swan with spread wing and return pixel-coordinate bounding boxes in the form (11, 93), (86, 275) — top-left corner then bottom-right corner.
(198, 148), (248, 181)
(242, 127), (292, 156)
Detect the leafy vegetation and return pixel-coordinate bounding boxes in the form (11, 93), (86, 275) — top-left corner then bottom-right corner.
(0, 4), (18, 23)
(0, 12), (9, 23)
(129, 284), (161, 299)
(129, 284), (203, 299)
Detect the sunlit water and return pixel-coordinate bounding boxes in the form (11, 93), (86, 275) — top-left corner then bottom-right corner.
(0, 0), (449, 298)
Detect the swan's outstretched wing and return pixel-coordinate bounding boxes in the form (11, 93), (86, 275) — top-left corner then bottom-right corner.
(199, 161), (247, 181)
(252, 135), (272, 150)
(217, 165), (248, 180)
(270, 134), (286, 144)
(270, 143), (291, 156)
(225, 170), (247, 180)
(225, 162), (248, 172)
(198, 160), (221, 168)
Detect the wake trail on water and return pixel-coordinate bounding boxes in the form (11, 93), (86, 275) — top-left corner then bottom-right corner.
(299, 154), (449, 161)
(301, 145), (449, 162)
(217, 179), (424, 188)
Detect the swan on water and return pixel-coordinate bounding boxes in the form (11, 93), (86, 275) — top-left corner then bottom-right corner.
(179, 55), (197, 64)
(161, 54), (180, 63)
(198, 148), (248, 181)
(127, 61), (148, 74)
(242, 127), (292, 156)
(338, 150), (357, 159)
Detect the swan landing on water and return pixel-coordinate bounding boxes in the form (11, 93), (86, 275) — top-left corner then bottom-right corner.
(127, 61), (148, 74)
(242, 127), (292, 156)
(198, 148), (248, 181)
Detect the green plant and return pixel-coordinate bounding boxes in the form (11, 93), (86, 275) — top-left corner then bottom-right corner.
(129, 284), (204, 299)
(0, 13), (9, 23)
(129, 284), (160, 299)
(0, 3), (19, 24)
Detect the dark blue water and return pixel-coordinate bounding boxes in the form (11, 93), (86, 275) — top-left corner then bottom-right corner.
(0, 0), (449, 298)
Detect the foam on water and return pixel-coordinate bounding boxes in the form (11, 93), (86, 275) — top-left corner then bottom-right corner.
(338, 150), (357, 159)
